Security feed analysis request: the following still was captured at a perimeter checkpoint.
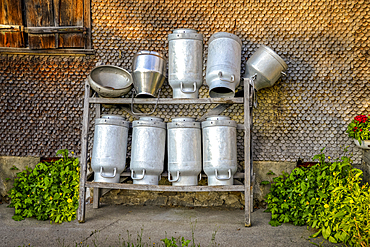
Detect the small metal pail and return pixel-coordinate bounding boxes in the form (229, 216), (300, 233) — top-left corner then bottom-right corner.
(91, 115), (130, 183)
(244, 45), (288, 91)
(132, 51), (166, 98)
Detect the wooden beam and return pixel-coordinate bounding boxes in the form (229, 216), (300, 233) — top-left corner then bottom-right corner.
(25, 26), (86, 34)
(77, 81), (91, 223)
(86, 182), (245, 192)
(0, 47), (94, 55)
(89, 97), (244, 105)
(244, 78), (251, 227)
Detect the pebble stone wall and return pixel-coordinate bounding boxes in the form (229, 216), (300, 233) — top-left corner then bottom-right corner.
(1, 0), (369, 165)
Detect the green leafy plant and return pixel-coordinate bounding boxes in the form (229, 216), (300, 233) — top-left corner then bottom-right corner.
(346, 114), (370, 144)
(5, 178), (11, 181)
(260, 181), (270, 185)
(10, 165), (19, 170)
(266, 170), (276, 175)
(8, 149), (80, 223)
(265, 148), (370, 246)
(161, 237), (191, 247)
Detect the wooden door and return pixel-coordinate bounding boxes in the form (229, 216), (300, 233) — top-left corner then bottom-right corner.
(0, 0), (25, 48)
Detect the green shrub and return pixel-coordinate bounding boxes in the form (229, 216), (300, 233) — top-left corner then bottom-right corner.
(8, 149), (80, 223)
(265, 148), (370, 246)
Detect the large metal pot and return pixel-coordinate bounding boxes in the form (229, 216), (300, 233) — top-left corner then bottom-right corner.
(88, 65), (133, 98)
(168, 29), (203, 99)
(245, 45), (288, 91)
(206, 32), (242, 98)
(132, 51), (166, 98)
(202, 116), (237, 186)
(130, 116), (166, 185)
(167, 117), (202, 186)
(91, 115), (130, 183)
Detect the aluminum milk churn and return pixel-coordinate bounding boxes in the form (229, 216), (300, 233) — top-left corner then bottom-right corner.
(202, 116), (237, 186)
(130, 117), (166, 185)
(245, 45), (288, 91)
(132, 51), (166, 98)
(168, 29), (203, 99)
(206, 32), (242, 98)
(91, 115), (130, 183)
(167, 117), (202, 186)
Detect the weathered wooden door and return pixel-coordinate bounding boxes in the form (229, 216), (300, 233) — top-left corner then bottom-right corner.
(0, 0), (25, 47)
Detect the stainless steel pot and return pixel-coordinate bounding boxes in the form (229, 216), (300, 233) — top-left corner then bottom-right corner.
(130, 116), (166, 185)
(245, 45), (288, 91)
(168, 29), (203, 99)
(167, 117), (202, 186)
(91, 115), (130, 183)
(88, 65), (133, 98)
(206, 32), (242, 98)
(202, 116), (237, 186)
(132, 51), (166, 98)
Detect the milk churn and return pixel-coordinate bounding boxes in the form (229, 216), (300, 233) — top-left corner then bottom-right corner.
(132, 51), (166, 98)
(167, 117), (202, 186)
(244, 45), (288, 91)
(202, 116), (237, 186)
(130, 117), (166, 185)
(168, 29), (203, 99)
(91, 115), (130, 183)
(206, 32), (242, 98)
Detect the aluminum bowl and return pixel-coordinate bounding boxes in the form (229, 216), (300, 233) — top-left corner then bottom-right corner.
(88, 65), (133, 98)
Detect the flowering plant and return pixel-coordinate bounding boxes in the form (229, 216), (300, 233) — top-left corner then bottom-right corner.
(346, 114), (370, 144)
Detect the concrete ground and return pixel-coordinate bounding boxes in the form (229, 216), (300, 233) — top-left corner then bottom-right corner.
(0, 203), (340, 247)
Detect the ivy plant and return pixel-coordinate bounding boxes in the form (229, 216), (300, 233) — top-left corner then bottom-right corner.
(265, 148), (369, 246)
(8, 149), (80, 223)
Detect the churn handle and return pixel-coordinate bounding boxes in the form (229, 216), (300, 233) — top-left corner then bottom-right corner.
(131, 88), (161, 116)
(215, 169), (232, 180)
(131, 169), (146, 180)
(168, 171), (180, 182)
(100, 167), (117, 178)
(180, 82), (197, 93)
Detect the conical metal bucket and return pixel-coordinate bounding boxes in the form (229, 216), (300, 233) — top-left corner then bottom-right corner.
(245, 45), (288, 91)
(132, 51), (166, 98)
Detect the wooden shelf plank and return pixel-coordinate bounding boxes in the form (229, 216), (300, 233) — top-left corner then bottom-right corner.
(86, 182), (244, 192)
(88, 97), (244, 105)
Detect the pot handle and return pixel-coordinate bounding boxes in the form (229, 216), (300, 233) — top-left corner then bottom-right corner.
(281, 71), (287, 76)
(218, 71), (235, 82)
(215, 169), (232, 180)
(100, 167), (117, 178)
(180, 82), (197, 93)
(131, 169), (146, 180)
(168, 171), (180, 182)
(131, 88), (161, 116)
(199, 173), (202, 181)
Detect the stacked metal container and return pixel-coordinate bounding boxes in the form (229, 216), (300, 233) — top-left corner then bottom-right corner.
(91, 115), (130, 183)
(206, 32), (242, 98)
(202, 116), (237, 186)
(167, 117), (202, 186)
(168, 29), (203, 98)
(130, 117), (166, 185)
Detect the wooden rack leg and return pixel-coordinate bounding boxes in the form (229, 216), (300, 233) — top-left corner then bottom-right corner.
(93, 188), (101, 209)
(244, 79), (251, 227)
(77, 81), (91, 223)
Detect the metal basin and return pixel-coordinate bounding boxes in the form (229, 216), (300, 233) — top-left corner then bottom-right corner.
(88, 65), (133, 98)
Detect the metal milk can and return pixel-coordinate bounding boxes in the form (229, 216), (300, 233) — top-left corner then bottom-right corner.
(245, 45), (288, 91)
(202, 116), (237, 186)
(130, 116), (166, 185)
(91, 115), (130, 183)
(206, 32), (242, 98)
(168, 29), (203, 99)
(167, 117), (202, 186)
(132, 51), (166, 98)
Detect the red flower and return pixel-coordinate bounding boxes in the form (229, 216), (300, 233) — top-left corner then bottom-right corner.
(360, 129), (362, 132)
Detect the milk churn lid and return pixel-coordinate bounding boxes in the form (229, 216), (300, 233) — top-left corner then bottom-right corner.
(168, 28), (203, 41)
(95, 114), (130, 128)
(168, 117), (200, 129)
(208, 32), (242, 47)
(133, 116), (166, 129)
(201, 115), (237, 128)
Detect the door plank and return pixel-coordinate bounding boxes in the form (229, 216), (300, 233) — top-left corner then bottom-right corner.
(0, 0), (24, 47)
